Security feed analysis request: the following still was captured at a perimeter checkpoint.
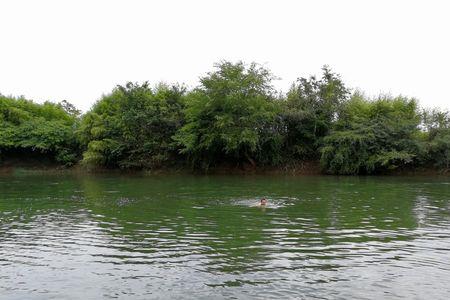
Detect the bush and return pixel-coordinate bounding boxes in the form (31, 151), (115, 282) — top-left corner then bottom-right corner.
(281, 66), (350, 160)
(78, 82), (185, 169)
(174, 61), (283, 169)
(0, 94), (80, 166)
(320, 93), (422, 174)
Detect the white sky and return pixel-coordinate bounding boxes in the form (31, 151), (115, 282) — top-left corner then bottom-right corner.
(1, 0), (449, 112)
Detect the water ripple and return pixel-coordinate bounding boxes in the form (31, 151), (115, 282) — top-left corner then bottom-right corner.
(1, 175), (450, 299)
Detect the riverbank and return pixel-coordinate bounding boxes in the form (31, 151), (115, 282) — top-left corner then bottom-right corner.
(0, 162), (320, 176)
(3, 65), (450, 177)
(1, 160), (448, 176)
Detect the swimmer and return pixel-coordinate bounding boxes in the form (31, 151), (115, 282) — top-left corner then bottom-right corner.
(259, 198), (268, 206)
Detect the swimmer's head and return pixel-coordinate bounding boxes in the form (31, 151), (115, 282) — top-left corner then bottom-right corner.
(260, 198), (268, 205)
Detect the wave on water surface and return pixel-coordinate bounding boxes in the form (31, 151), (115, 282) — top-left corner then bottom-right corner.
(232, 197), (298, 209)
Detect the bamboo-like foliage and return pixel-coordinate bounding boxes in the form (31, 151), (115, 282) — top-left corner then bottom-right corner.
(1, 61), (449, 174)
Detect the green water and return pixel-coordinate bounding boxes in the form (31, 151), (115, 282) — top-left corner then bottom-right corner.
(1, 173), (450, 299)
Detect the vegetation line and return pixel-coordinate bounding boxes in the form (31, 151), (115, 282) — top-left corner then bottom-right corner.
(1, 61), (449, 175)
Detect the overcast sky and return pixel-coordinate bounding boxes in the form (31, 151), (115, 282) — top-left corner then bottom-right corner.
(1, 0), (449, 112)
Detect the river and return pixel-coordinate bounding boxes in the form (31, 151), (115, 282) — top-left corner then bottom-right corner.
(1, 173), (449, 299)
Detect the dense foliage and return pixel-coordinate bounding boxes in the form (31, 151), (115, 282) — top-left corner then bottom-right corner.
(2, 61), (449, 174)
(421, 109), (450, 170)
(174, 62), (283, 169)
(282, 66), (349, 159)
(78, 83), (185, 169)
(0, 95), (79, 166)
(320, 93), (423, 174)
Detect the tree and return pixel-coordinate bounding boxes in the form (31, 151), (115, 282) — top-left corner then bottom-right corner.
(79, 82), (185, 169)
(421, 108), (450, 170)
(174, 61), (283, 169)
(59, 100), (81, 117)
(282, 66), (349, 159)
(0, 94), (80, 166)
(320, 93), (423, 174)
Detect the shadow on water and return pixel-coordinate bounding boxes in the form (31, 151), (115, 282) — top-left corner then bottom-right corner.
(1, 174), (450, 299)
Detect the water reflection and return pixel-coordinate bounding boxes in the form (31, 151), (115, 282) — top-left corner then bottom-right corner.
(0, 174), (450, 299)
